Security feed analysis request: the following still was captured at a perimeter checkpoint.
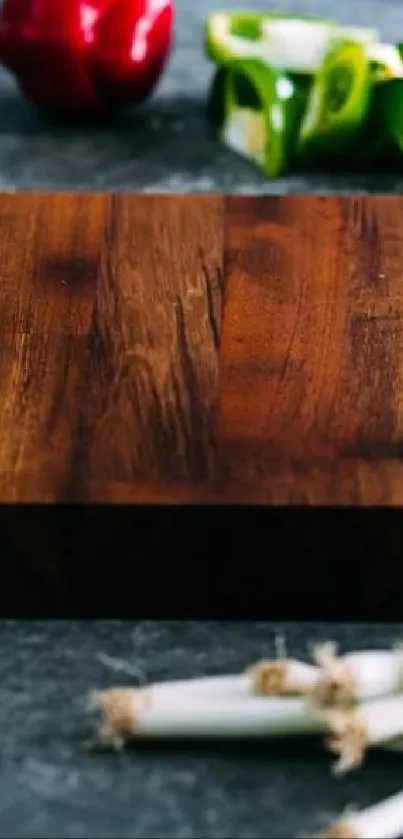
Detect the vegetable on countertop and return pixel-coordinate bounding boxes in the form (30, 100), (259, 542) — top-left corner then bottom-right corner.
(381, 43), (403, 153)
(90, 641), (403, 837)
(311, 643), (403, 708)
(207, 56), (308, 176)
(327, 694), (403, 774)
(205, 11), (378, 76)
(205, 10), (403, 177)
(91, 690), (328, 748)
(0, 0), (174, 116)
(297, 39), (372, 160)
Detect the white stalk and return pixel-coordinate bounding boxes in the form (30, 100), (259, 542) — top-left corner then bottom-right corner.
(92, 689), (329, 750)
(136, 673), (256, 701)
(140, 660), (319, 703)
(320, 789), (403, 839)
(327, 695), (403, 774)
(97, 647), (403, 707)
(311, 644), (403, 708)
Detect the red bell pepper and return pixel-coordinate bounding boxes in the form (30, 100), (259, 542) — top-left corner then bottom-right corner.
(0, 0), (174, 116)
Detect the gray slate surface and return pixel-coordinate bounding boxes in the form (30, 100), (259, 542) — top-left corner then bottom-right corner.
(2, 620), (403, 838)
(1, 0), (403, 192)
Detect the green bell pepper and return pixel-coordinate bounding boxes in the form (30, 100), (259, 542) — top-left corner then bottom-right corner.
(345, 85), (397, 168)
(205, 11), (378, 76)
(380, 78), (403, 153)
(378, 44), (403, 154)
(368, 43), (403, 84)
(207, 57), (308, 177)
(204, 11), (403, 177)
(297, 39), (372, 161)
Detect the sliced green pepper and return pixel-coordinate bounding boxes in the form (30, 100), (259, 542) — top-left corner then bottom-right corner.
(298, 40), (372, 161)
(205, 11), (378, 76)
(379, 78), (403, 153)
(207, 57), (308, 177)
(379, 45), (403, 154)
(367, 43), (403, 83)
(354, 44), (403, 167)
(323, 47), (403, 166)
(346, 85), (397, 168)
(206, 65), (230, 132)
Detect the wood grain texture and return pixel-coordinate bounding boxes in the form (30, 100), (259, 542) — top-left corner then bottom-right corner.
(219, 196), (403, 484)
(0, 194), (224, 500)
(80, 195), (223, 485)
(1, 194), (403, 505)
(0, 194), (107, 501)
(0, 193), (106, 335)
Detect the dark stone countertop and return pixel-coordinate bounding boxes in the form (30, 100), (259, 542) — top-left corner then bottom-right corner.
(2, 620), (403, 838)
(1, 0), (403, 192)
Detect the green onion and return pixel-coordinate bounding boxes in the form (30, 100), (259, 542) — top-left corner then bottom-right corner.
(92, 688), (329, 749)
(327, 694), (403, 774)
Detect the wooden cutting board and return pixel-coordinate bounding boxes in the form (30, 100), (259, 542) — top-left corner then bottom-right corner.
(1, 192), (403, 504)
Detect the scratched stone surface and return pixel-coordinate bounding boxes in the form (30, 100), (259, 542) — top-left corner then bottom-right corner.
(0, 0), (402, 191)
(1, 620), (403, 838)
